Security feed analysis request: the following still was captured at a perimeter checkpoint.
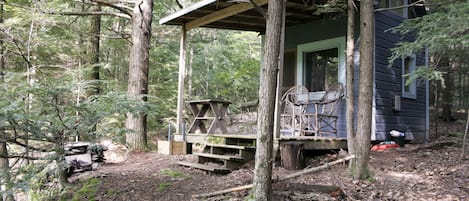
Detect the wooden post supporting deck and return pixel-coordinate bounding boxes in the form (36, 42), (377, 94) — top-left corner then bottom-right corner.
(176, 25), (187, 137)
(280, 141), (305, 170)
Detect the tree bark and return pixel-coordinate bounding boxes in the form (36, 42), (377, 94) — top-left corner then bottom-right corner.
(1, 136), (14, 201)
(280, 142), (304, 170)
(352, 0), (374, 180)
(125, 0), (153, 150)
(441, 57), (453, 121)
(461, 109), (468, 161)
(346, 0), (356, 169)
(87, 6), (101, 96)
(253, 0), (283, 200)
(0, 2), (13, 199)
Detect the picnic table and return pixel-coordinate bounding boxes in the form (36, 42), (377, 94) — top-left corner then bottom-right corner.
(187, 99), (230, 134)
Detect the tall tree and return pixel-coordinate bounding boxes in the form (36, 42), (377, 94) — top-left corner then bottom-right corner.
(252, 0), (283, 200)
(87, 5), (102, 96)
(125, 0), (153, 149)
(346, 0), (356, 166)
(0, 3), (13, 198)
(351, 0), (374, 179)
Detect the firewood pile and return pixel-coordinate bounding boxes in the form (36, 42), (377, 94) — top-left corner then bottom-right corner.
(64, 142), (108, 174)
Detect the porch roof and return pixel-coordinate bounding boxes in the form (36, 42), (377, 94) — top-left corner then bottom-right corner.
(159, 0), (326, 32)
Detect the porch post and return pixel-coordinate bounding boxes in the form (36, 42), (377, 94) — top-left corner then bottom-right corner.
(176, 24), (187, 137)
(273, 1), (286, 139)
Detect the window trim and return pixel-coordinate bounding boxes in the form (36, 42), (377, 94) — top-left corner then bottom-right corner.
(296, 37), (346, 94)
(379, 0), (409, 18)
(402, 53), (417, 99)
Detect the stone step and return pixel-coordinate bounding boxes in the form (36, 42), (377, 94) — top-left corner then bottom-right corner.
(178, 161), (230, 173)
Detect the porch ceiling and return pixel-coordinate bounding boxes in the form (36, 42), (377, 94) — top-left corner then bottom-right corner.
(159, 0), (329, 32)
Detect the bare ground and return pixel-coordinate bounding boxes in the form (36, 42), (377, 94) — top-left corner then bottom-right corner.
(66, 117), (469, 201)
(68, 134), (468, 201)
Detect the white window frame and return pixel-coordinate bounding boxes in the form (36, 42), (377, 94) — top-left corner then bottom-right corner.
(380, 0), (409, 18)
(402, 54), (417, 99)
(296, 37), (346, 97)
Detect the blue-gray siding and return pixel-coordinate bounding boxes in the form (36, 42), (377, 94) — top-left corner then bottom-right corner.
(374, 11), (427, 141)
(281, 13), (427, 141)
(284, 17), (349, 138)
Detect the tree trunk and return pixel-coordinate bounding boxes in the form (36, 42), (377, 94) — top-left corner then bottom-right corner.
(125, 0), (153, 150)
(87, 6), (101, 96)
(0, 2), (13, 200)
(280, 142), (304, 170)
(461, 110), (468, 161)
(441, 57), (453, 121)
(346, 0), (356, 168)
(1, 136), (14, 201)
(55, 134), (68, 188)
(352, 0), (374, 180)
(253, 0), (283, 200)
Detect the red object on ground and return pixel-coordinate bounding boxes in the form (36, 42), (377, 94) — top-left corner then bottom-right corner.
(371, 143), (400, 151)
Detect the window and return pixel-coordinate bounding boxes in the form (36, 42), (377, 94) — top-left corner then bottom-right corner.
(296, 37), (345, 93)
(304, 48), (338, 91)
(379, 0), (412, 18)
(402, 54), (416, 99)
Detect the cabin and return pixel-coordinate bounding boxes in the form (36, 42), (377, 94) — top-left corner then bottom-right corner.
(159, 0), (429, 172)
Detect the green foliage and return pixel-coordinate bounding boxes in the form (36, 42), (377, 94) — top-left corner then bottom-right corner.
(158, 182), (171, 191)
(448, 132), (463, 137)
(160, 169), (189, 178)
(105, 188), (117, 196)
(189, 29), (261, 109)
(0, 0), (263, 196)
(0, 71), (154, 196)
(389, 1), (469, 85)
(71, 178), (100, 201)
(313, 0), (347, 16)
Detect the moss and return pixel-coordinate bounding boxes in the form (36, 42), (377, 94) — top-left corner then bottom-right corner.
(106, 189), (117, 196)
(71, 178), (100, 201)
(160, 169), (190, 178)
(207, 136), (225, 144)
(244, 188), (255, 201)
(158, 182), (171, 191)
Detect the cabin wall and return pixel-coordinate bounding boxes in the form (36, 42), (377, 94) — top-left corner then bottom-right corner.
(283, 17), (349, 138)
(374, 11), (427, 142)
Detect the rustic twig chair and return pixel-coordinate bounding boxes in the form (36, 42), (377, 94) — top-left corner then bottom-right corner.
(303, 83), (344, 137)
(280, 85), (310, 136)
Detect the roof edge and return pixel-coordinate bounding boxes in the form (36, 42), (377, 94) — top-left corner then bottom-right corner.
(159, 0), (218, 25)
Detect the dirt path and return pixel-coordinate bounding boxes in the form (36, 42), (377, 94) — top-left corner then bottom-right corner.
(70, 139), (468, 201)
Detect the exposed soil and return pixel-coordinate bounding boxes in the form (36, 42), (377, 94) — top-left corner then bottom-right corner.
(68, 120), (469, 201)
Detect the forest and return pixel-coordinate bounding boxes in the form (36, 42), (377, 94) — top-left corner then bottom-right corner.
(0, 0), (467, 200)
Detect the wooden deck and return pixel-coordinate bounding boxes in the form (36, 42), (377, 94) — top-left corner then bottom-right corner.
(174, 133), (347, 173)
(173, 133), (347, 151)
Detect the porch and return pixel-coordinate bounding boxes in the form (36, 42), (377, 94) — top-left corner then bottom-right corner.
(173, 133), (347, 152)
(160, 0), (350, 172)
(174, 133), (346, 172)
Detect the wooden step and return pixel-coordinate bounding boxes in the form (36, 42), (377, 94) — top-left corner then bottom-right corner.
(194, 152), (244, 161)
(178, 161), (230, 173)
(205, 143), (255, 150)
(210, 134), (256, 140)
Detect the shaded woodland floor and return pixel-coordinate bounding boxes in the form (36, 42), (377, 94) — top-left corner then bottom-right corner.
(67, 121), (468, 201)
